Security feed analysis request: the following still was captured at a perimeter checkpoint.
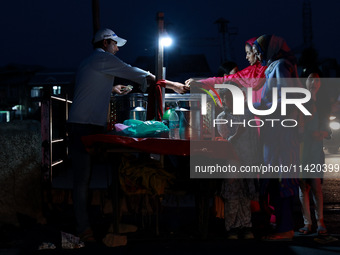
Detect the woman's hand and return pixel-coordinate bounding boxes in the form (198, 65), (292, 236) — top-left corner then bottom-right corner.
(185, 78), (203, 87)
(165, 81), (190, 94)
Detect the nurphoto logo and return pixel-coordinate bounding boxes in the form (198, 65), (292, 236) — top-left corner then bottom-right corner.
(200, 83), (311, 128)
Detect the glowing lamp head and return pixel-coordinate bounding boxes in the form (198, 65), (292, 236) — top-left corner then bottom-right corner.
(160, 36), (172, 47)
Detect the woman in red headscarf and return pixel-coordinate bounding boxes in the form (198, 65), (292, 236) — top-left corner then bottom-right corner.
(186, 38), (267, 239)
(185, 37), (267, 104)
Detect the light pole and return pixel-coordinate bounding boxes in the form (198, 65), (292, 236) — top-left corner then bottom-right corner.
(156, 12), (165, 82)
(155, 12), (173, 117)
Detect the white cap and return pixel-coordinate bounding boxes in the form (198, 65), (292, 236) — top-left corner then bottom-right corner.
(93, 28), (127, 46)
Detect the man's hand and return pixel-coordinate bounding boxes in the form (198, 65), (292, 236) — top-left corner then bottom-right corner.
(112, 85), (132, 95)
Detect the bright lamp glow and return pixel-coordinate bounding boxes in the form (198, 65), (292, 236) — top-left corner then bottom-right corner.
(160, 36), (172, 47)
(330, 121), (340, 130)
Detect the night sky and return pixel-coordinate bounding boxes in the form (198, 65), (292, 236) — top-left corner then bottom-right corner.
(1, 0), (340, 75)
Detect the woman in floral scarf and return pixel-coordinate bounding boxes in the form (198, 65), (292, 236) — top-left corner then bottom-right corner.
(252, 34), (302, 241)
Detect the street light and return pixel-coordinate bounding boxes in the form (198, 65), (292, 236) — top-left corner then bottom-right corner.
(155, 12), (166, 81)
(154, 12), (173, 120)
(159, 33), (173, 79)
(160, 35), (173, 47)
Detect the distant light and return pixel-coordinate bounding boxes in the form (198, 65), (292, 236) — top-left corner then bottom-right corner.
(53, 86), (61, 95)
(0, 111), (10, 122)
(160, 36), (172, 47)
(330, 121), (340, 130)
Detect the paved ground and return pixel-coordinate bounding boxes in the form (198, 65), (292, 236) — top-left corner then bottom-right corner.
(1, 151), (340, 254)
(1, 194), (340, 255)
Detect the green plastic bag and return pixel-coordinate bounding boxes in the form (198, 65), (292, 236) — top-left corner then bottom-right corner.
(122, 119), (169, 138)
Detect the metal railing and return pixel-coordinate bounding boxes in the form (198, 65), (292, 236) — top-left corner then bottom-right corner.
(41, 93), (72, 183)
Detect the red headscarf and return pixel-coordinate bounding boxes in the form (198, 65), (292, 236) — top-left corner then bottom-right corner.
(245, 37), (257, 47)
(196, 36), (267, 104)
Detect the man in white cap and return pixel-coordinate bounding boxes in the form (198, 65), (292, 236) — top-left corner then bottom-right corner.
(67, 28), (188, 246)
